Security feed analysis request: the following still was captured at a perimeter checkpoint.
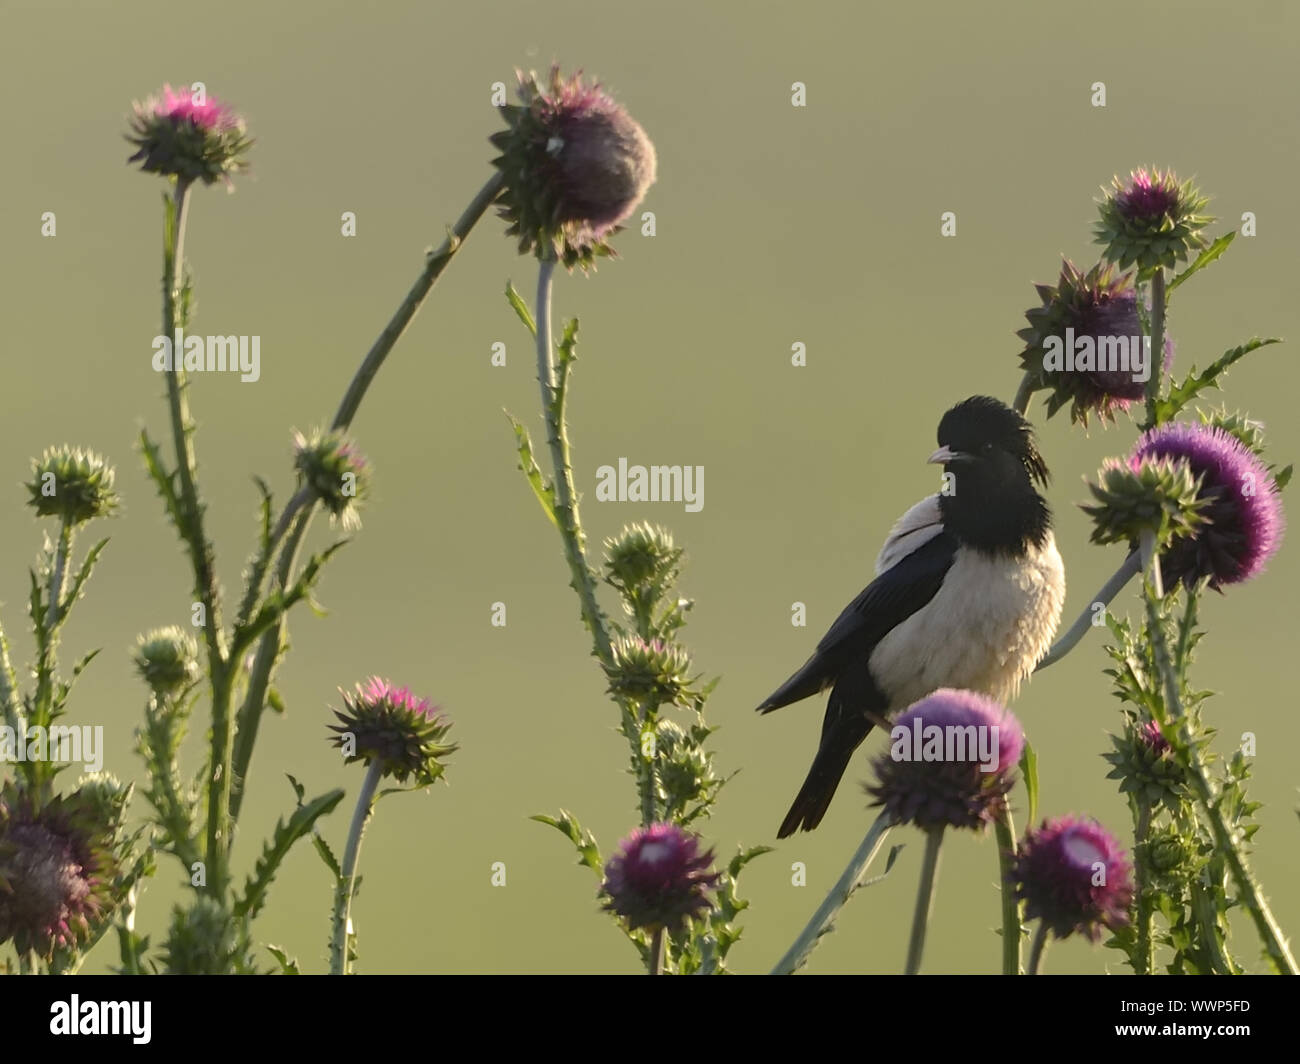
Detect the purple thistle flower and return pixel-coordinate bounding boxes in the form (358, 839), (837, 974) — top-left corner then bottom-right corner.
(1137, 719), (1171, 756)
(0, 783), (118, 960)
(1017, 259), (1174, 424)
(1012, 816), (1134, 941)
(600, 823), (721, 933)
(1131, 421), (1284, 589)
(1094, 168), (1211, 272)
(490, 66), (657, 272)
(126, 83), (252, 186)
(867, 689), (1023, 832)
(1115, 168), (1183, 225)
(328, 677), (456, 785)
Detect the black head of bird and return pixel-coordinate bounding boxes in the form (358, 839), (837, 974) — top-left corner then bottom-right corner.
(928, 395), (1052, 555)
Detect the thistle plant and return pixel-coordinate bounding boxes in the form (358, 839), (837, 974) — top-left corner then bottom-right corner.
(1030, 168), (1294, 975)
(5, 58), (1295, 984)
(325, 679), (455, 974)
(765, 166), (1292, 979)
(499, 67), (768, 975)
(2, 74), (506, 975)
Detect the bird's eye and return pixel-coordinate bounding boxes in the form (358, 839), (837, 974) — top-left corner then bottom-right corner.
(981, 441), (994, 454)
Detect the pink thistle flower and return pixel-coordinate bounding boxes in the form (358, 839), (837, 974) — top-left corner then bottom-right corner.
(126, 83), (252, 186)
(1012, 815), (1134, 942)
(328, 677), (456, 785)
(1131, 421), (1284, 589)
(600, 823), (720, 932)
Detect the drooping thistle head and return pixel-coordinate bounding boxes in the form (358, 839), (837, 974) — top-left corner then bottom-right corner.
(126, 83), (252, 186)
(26, 446), (119, 525)
(328, 677), (456, 786)
(293, 428), (370, 530)
(0, 783), (120, 961)
(491, 66), (657, 271)
(1094, 168), (1211, 273)
(867, 689), (1023, 832)
(1012, 815), (1134, 942)
(1017, 259), (1174, 424)
(600, 822), (721, 933)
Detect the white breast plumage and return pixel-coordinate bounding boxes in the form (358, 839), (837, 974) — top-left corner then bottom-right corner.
(868, 531), (1066, 711)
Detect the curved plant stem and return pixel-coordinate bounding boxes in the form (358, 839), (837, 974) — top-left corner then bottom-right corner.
(1139, 530), (1299, 974)
(1027, 923), (1049, 974)
(994, 808), (1022, 975)
(532, 256), (614, 666)
(228, 173), (503, 825)
(1012, 371), (1037, 416)
(771, 813), (894, 975)
(905, 827), (944, 975)
(528, 256), (656, 823)
(332, 172), (504, 431)
(1035, 549), (1140, 672)
(330, 759), (383, 975)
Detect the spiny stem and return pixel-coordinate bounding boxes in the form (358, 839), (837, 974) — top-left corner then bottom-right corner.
(45, 520), (71, 631)
(770, 813), (894, 975)
(330, 758), (383, 975)
(533, 257), (614, 666)
(1192, 875), (1239, 976)
(530, 255), (655, 823)
(228, 173), (503, 826)
(905, 827), (944, 975)
(155, 177), (234, 890)
(0, 624), (24, 751)
(994, 808), (1022, 975)
(1036, 549), (1141, 672)
(1142, 268), (1167, 431)
(1140, 530), (1298, 974)
(1027, 923), (1049, 974)
(1132, 801), (1154, 975)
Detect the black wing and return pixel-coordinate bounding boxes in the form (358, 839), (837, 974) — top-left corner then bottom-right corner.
(756, 530), (958, 713)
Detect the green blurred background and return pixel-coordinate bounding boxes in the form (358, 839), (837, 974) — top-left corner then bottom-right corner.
(2, 0), (1297, 974)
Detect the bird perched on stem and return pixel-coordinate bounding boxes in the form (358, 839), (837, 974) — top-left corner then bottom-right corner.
(758, 396), (1065, 838)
